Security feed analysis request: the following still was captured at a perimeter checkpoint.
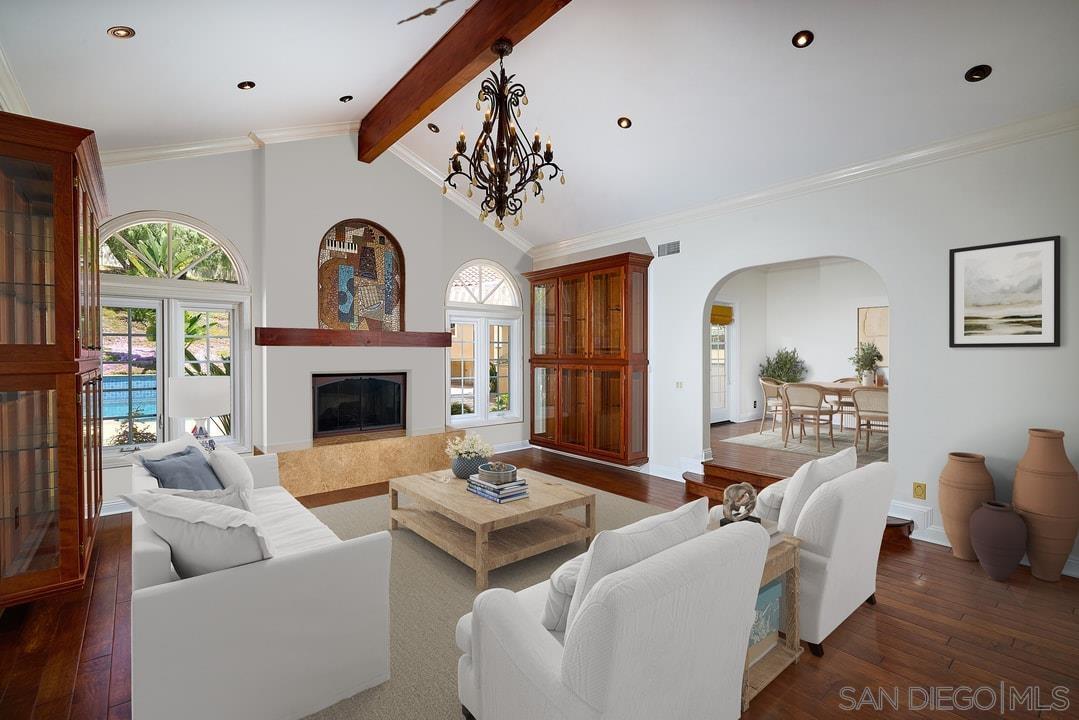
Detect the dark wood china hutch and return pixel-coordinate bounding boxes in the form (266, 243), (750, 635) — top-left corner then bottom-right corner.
(0, 111), (107, 607)
(523, 253), (650, 466)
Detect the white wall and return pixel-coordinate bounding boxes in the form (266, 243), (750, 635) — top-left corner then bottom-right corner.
(711, 268), (767, 422)
(100, 134), (532, 499)
(642, 127), (1079, 565)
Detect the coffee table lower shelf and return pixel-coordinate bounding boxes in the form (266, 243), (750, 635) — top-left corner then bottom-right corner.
(392, 506), (592, 588)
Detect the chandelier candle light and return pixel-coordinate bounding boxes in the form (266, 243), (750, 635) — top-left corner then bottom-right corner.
(443, 39), (564, 231)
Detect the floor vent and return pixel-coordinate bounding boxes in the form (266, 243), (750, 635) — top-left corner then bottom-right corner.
(658, 240), (680, 257)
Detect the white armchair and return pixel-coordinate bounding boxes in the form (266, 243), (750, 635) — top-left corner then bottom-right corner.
(752, 462), (894, 656)
(457, 522), (769, 720)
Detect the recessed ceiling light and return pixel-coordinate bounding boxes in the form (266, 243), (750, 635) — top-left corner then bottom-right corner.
(427, 123), (440, 133)
(106, 25), (135, 39)
(339, 95), (353, 103)
(237, 81), (256, 90)
(617, 117), (632, 129)
(792, 30), (814, 48)
(964, 64), (992, 82)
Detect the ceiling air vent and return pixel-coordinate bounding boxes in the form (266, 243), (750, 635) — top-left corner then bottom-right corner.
(658, 241), (680, 257)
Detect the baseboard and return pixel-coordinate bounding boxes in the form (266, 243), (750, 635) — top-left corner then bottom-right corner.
(101, 498), (132, 516)
(645, 463), (684, 482)
(893, 512), (1079, 580)
(492, 440), (532, 454)
(888, 500), (934, 532)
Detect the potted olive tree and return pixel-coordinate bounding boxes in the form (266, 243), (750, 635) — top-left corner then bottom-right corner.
(758, 347), (807, 383)
(849, 342), (884, 386)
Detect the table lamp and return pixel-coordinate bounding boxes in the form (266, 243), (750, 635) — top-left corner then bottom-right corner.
(168, 376), (231, 449)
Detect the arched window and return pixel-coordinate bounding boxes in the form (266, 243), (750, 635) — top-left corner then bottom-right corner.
(101, 220), (240, 283)
(97, 212), (250, 457)
(446, 261), (522, 426)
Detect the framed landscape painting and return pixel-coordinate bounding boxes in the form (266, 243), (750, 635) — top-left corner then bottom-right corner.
(950, 236), (1060, 347)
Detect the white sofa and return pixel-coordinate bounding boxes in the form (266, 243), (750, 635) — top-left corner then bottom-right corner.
(752, 461), (894, 655)
(456, 522), (769, 720)
(130, 447), (391, 720)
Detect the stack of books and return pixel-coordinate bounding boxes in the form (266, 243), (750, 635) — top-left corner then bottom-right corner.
(467, 474), (529, 503)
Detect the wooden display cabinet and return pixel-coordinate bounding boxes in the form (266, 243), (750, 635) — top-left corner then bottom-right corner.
(524, 253), (650, 466)
(0, 111), (106, 607)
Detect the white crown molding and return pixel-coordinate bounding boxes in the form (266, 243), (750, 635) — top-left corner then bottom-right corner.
(530, 105), (1079, 262)
(101, 136), (259, 166)
(0, 42), (31, 115)
(250, 120), (358, 145)
(389, 142), (533, 253)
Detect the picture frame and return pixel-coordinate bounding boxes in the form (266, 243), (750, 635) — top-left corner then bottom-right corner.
(949, 236), (1060, 347)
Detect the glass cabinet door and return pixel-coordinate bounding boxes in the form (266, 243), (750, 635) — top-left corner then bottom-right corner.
(590, 267), (624, 357)
(558, 367), (589, 448)
(0, 153), (56, 353)
(559, 274), (588, 358)
(79, 371), (101, 566)
(531, 279), (558, 357)
(531, 365), (558, 442)
(591, 368), (624, 456)
(0, 380), (62, 582)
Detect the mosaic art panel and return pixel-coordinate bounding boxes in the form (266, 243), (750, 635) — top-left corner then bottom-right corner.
(317, 220), (404, 331)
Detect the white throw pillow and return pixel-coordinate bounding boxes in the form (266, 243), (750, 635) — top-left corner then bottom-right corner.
(148, 485), (250, 510)
(123, 491), (273, 578)
(565, 497), (708, 632)
(133, 434), (207, 467)
(542, 552), (586, 632)
(209, 447), (255, 493)
(776, 447), (857, 535)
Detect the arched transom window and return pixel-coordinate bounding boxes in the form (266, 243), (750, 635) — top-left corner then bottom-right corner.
(448, 262), (520, 307)
(101, 220), (239, 283)
(446, 261), (522, 426)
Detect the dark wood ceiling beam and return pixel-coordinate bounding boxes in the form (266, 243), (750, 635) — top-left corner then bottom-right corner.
(357, 0), (572, 163)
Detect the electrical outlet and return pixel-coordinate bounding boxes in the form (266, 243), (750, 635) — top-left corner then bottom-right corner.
(753, 400), (758, 409)
(675, 381), (684, 389)
(912, 482), (926, 500)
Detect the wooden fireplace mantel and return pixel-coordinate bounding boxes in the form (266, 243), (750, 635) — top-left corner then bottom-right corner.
(254, 327), (451, 348)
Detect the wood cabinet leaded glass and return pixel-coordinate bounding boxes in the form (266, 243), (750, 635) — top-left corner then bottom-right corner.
(524, 253), (650, 466)
(0, 111), (106, 607)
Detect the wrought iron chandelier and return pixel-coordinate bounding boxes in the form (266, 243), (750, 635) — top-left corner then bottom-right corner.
(443, 39), (564, 231)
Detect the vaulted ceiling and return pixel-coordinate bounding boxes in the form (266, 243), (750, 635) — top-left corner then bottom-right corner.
(3, 0), (1078, 248)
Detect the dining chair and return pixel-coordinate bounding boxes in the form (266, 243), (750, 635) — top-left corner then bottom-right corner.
(851, 387), (889, 452)
(780, 384), (836, 452)
(830, 378), (859, 431)
(758, 377), (784, 434)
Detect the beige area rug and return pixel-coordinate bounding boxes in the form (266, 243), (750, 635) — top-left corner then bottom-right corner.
(304, 480), (663, 719)
(721, 425), (889, 464)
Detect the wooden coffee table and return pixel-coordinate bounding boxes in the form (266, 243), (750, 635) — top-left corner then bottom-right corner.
(389, 468), (596, 590)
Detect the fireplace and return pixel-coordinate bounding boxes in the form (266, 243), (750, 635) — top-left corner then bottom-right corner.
(312, 373), (406, 439)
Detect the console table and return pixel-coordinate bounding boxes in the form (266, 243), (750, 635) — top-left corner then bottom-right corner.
(743, 534), (802, 710)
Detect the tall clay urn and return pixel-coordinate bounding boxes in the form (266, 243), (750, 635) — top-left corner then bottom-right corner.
(939, 453), (995, 560)
(969, 502), (1027, 581)
(1013, 429), (1079, 582)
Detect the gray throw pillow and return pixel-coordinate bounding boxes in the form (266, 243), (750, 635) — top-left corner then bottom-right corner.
(142, 446), (223, 491)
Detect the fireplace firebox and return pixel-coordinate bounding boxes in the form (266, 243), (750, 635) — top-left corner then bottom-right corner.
(312, 373), (406, 439)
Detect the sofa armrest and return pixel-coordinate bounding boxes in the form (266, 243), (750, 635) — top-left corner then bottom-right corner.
(132, 532), (390, 720)
(244, 453), (280, 488)
(471, 589), (598, 720)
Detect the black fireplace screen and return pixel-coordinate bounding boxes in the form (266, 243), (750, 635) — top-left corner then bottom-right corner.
(312, 373), (405, 438)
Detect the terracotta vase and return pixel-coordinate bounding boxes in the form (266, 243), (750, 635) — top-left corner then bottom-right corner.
(938, 452), (995, 560)
(969, 502), (1027, 581)
(1013, 429), (1079, 582)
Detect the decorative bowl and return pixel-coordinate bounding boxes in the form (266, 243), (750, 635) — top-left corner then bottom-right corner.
(478, 462), (517, 485)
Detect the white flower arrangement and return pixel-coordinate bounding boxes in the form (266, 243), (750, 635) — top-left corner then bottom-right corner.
(445, 433), (494, 460)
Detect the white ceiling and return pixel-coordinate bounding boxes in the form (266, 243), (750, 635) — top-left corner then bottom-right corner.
(3, 0), (1079, 248)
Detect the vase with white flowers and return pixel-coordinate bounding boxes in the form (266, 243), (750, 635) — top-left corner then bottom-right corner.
(445, 433), (495, 479)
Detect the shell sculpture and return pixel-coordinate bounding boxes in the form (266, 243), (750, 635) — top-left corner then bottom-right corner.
(722, 482), (758, 522)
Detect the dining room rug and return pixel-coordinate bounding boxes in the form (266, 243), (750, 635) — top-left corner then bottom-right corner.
(721, 425), (889, 464)
(303, 479), (663, 719)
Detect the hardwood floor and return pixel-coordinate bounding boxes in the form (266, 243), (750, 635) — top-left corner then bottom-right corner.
(1, 448), (1076, 719)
